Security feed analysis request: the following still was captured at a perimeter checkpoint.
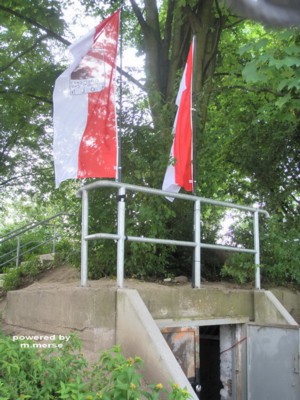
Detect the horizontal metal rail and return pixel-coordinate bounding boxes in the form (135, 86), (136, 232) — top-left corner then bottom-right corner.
(77, 181), (269, 216)
(85, 233), (257, 253)
(77, 180), (269, 290)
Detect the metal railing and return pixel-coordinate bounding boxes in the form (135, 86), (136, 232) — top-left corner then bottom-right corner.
(77, 181), (269, 290)
(0, 213), (71, 269)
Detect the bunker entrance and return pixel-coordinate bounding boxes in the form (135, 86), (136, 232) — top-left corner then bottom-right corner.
(199, 325), (222, 399)
(161, 324), (244, 399)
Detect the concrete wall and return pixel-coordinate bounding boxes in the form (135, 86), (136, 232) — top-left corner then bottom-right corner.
(2, 282), (299, 398)
(4, 286), (117, 359)
(271, 288), (300, 324)
(254, 290), (298, 326)
(137, 285), (255, 323)
(116, 289), (198, 399)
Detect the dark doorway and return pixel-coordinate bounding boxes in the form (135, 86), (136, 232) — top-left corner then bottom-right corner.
(199, 325), (222, 400)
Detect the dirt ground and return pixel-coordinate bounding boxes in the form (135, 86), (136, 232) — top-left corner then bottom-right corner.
(2, 263), (257, 291)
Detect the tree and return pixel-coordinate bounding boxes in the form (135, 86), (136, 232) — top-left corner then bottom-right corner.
(0, 0), (67, 199)
(0, 0), (299, 284)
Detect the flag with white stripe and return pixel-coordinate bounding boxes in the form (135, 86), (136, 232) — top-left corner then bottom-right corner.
(53, 9), (120, 188)
(162, 39), (194, 199)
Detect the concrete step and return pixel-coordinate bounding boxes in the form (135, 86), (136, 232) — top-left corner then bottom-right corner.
(39, 254), (55, 266)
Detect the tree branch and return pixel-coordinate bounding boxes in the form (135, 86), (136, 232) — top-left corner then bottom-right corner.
(218, 84), (282, 97)
(0, 4), (145, 92)
(117, 67), (145, 91)
(129, 0), (148, 31)
(0, 34), (49, 73)
(0, 169), (52, 188)
(0, 90), (53, 105)
(0, 4), (70, 46)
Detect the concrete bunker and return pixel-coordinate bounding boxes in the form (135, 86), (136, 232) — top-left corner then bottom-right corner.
(2, 281), (300, 400)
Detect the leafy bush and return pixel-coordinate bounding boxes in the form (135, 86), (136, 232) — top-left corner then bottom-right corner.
(221, 254), (256, 284)
(260, 216), (300, 286)
(54, 239), (81, 269)
(221, 215), (300, 287)
(3, 256), (53, 291)
(0, 335), (192, 399)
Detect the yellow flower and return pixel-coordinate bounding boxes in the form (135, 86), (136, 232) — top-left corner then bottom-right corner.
(156, 383), (163, 390)
(127, 357), (135, 365)
(172, 383), (179, 389)
(130, 382), (137, 390)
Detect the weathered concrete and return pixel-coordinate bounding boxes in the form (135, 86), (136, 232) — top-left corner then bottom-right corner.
(271, 287), (300, 324)
(1, 279), (299, 398)
(117, 289), (198, 399)
(138, 285), (255, 322)
(254, 290), (298, 326)
(3, 285), (117, 359)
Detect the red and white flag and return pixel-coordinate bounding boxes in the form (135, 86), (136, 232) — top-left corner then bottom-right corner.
(53, 9), (120, 188)
(162, 40), (194, 199)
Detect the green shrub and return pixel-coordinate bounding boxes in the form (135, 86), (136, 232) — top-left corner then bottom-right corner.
(3, 256), (53, 291)
(221, 215), (300, 288)
(220, 254), (256, 284)
(0, 334), (192, 399)
(54, 239), (81, 268)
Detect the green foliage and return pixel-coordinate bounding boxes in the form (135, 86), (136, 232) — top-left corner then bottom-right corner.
(54, 238), (81, 268)
(0, 333), (87, 400)
(3, 255), (53, 291)
(221, 215), (300, 287)
(261, 216), (300, 285)
(0, 0), (299, 287)
(221, 255), (256, 285)
(0, 335), (192, 400)
(0, 0), (65, 198)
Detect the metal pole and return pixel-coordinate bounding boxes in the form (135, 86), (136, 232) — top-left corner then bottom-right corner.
(116, 5), (123, 183)
(16, 236), (20, 267)
(192, 35), (198, 195)
(52, 226), (56, 255)
(193, 199), (201, 288)
(81, 190), (89, 287)
(254, 210), (261, 290)
(117, 186), (126, 288)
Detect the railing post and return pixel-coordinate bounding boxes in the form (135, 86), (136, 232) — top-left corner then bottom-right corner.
(16, 236), (20, 267)
(193, 199), (201, 288)
(254, 210), (261, 290)
(117, 186), (126, 288)
(52, 226), (56, 255)
(81, 190), (89, 287)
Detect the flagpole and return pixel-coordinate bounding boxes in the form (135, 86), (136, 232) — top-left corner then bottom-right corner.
(191, 34), (201, 290)
(192, 34), (197, 196)
(116, 4), (124, 183)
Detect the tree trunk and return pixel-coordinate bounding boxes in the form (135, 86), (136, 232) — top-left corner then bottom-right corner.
(129, 0), (227, 136)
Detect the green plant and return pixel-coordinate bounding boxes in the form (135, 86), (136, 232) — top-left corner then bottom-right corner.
(54, 239), (81, 268)
(221, 255), (256, 284)
(221, 215), (300, 287)
(3, 255), (54, 291)
(2, 267), (22, 291)
(87, 346), (192, 400)
(0, 335), (192, 400)
(0, 333), (86, 399)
